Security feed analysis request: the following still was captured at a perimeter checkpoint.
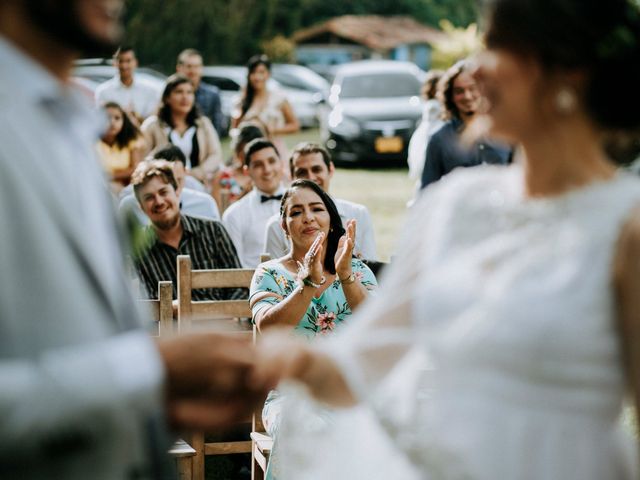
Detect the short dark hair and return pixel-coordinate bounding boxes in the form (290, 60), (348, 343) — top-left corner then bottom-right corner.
(131, 160), (178, 203)
(438, 60), (473, 121)
(177, 48), (202, 64)
(244, 138), (279, 167)
(232, 122), (268, 156)
(279, 179), (346, 275)
(152, 145), (187, 165)
(158, 74), (200, 128)
(114, 46), (135, 59)
(289, 142), (332, 177)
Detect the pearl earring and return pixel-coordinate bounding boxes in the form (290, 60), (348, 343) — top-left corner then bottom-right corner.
(554, 87), (577, 114)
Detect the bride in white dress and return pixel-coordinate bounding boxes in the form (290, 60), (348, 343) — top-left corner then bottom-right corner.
(253, 0), (640, 478)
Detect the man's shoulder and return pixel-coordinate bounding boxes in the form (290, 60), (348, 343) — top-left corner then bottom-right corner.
(182, 214), (226, 234)
(335, 197), (370, 217)
(222, 191), (254, 221)
(133, 76), (161, 93)
(199, 82), (221, 96)
(265, 212), (280, 229)
(183, 188), (214, 202)
(431, 119), (458, 139)
(95, 77), (118, 96)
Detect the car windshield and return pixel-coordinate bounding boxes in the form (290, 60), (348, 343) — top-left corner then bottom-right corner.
(272, 66), (328, 92)
(339, 73), (421, 98)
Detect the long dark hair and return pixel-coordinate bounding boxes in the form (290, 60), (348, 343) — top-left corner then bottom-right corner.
(240, 54), (271, 118)
(280, 179), (346, 275)
(158, 74), (200, 128)
(102, 101), (141, 149)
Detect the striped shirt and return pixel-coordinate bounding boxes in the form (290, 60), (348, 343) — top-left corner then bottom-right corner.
(134, 215), (246, 300)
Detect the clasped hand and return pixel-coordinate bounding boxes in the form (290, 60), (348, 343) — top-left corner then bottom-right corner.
(296, 220), (357, 284)
(157, 333), (274, 431)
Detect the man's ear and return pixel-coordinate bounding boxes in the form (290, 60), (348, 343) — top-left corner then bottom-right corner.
(328, 161), (335, 178)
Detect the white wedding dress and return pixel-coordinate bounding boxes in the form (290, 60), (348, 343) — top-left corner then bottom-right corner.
(273, 164), (640, 480)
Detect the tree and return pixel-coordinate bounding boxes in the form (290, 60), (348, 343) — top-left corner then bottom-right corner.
(430, 20), (482, 69)
(122, 0), (480, 71)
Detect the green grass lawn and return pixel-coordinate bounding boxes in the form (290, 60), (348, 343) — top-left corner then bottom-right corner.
(222, 129), (415, 261)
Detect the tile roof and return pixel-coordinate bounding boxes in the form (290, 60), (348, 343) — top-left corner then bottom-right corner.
(293, 15), (445, 50)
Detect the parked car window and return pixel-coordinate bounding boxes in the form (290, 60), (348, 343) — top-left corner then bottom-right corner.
(272, 66), (329, 93)
(340, 73), (421, 98)
(202, 76), (242, 91)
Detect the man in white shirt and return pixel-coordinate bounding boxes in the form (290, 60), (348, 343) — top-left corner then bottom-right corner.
(95, 46), (160, 123)
(0, 1), (267, 478)
(223, 138), (285, 267)
(263, 142), (377, 260)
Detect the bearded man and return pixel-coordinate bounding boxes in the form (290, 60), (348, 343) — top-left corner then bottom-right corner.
(132, 160), (245, 301)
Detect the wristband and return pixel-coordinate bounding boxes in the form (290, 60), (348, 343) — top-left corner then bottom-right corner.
(302, 275), (326, 289)
(339, 273), (356, 285)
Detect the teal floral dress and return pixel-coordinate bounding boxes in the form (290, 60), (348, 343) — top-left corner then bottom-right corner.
(250, 258), (377, 479)
(249, 258), (377, 339)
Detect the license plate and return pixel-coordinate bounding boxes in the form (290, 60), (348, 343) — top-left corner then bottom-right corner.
(375, 136), (403, 153)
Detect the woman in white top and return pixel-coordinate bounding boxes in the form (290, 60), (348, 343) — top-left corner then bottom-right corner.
(252, 0), (640, 478)
(407, 69), (444, 184)
(232, 54), (299, 164)
(141, 74), (222, 183)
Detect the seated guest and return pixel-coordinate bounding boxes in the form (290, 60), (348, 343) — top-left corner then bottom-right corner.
(211, 122), (265, 211)
(131, 160), (243, 300)
(96, 101), (145, 192)
(249, 179), (377, 478)
(119, 154), (220, 225)
(420, 59), (512, 190)
(263, 143), (377, 260)
(141, 74), (222, 184)
(222, 138), (285, 267)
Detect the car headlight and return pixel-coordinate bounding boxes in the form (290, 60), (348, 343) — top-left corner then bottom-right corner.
(328, 111), (360, 137)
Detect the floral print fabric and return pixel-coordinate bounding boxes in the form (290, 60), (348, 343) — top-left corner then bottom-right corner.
(249, 258), (377, 339)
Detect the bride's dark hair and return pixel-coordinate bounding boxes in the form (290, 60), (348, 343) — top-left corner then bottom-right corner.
(484, 0), (640, 163)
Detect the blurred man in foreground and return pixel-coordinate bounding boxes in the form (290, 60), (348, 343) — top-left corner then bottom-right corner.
(0, 0), (268, 478)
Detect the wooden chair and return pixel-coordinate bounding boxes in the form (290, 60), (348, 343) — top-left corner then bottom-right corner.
(176, 254), (269, 480)
(142, 281), (197, 479)
(219, 187), (231, 214)
(250, 432), (273, 480)
(177, 254), (255, 336)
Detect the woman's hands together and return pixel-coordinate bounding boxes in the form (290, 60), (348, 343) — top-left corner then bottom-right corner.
(296, 232), (325, 285)
(335, 219), (356, 280)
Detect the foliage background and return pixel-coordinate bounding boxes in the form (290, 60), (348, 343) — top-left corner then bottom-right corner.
(123, 0), (479, 71)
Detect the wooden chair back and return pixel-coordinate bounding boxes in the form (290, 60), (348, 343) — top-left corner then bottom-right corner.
(175, 254), (271, 480)
(219, 188), (231, 214)
(140, 281), (196, 479)
(177, 254), (255, 335)
(142, 280), (174, 337)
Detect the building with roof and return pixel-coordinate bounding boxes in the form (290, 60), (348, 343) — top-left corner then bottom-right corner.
(293, 15), (445, 75)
